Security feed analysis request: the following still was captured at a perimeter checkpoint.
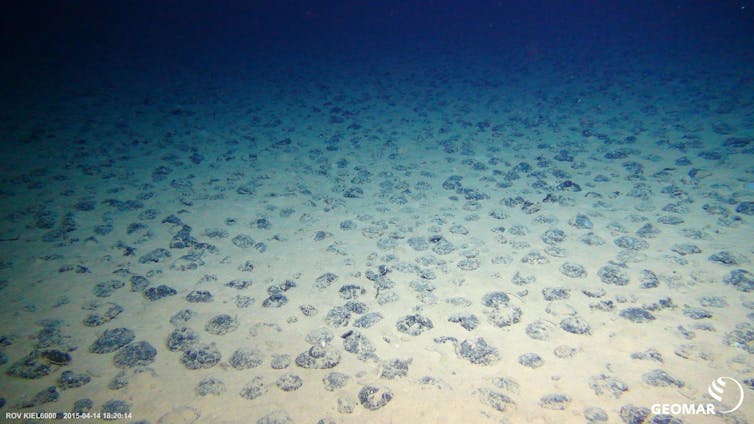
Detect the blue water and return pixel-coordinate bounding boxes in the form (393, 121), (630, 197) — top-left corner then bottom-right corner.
(0, 1), (753, 422)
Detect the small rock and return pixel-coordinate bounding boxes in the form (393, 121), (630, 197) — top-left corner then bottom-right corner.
(560, 262), (587, 278)
(723, 269), (754, 292)
(325, 306), (351, 327)
(305, 327), (334, 346)
(619, 308), (656, 323)
(614, 236), (648, 250)
(186, 290), (213, 303)
(166, 327), (198, 352)
(129, 275), (150, 292)
(295, 346), (341, 369)
(113, 341), (157, 368)
(723, 323), (754, 353)
(671, 243), (701, 256)
(90, 328), (135, 353)
(196, 377), (226, 396)
(82, 302), (123, 327)
(407, 237), (429, 251)
(639, 269), (659, 289)
(143, 285), (177, 301)
(525, 320), (555, 341)
(58, 370), (91, 390)
(636, 223), (660, 238)
(539, 393), (571, 410)
(657, 214), (685, 225)
(699, 296), (727, 308)
(554, 345), (577, 358)
(543, 287), (570, 301)
(354, 312), (383, 328)
(455, 337), (500, 365)
(181, 343), (221, 369)
(299, 304), (318, 316)
(541, 229), (566, 245)
(72, 398), (93, 413)
(276, 374), (303, 391)
(518, 352), (544, 368)
(240, 376), (267, 400)
(342, 330), (376, 360)
(570, 214), (593, 229)
(448, 313), (479, 331)
(230, 348), (264, 369)
(582, 288), (606, 298)
(736, 201), (754, 215)
(584, 407), (609, 423)
(270, 354), (291, 369)
(92, 280), (125, 298)
(642, 369), (684, 387)
(479, 389), (515, 412)
(226, 279), (252, 289)
(6, 350), (61, 379)
(170, 309), (194, 326)
(338, 284), (366, 300)
(337, 397), (356, 414)
(396, 314), (433, 336)
(262, 294), (288, 308)
(589, 374), (628, 399)
(521, 250), (549, 264)
(380, 358), (411, 379)
(581, 232), (606, 246)
(258, 411), (294, 424)
(323, 372), (350, 391)
(138, 248), (170, 264)
(486, 304), (523, 327)
(683, 306), (712, 319)
(560, 317), (591, 335)
(205, 314), (239, 335)
(344, 300), (368, 314)
(17, 386), (59, 409)
(232, 234), (256, 248)
(708, 251), (738, 265)
(358, 385), (393, 410)
(315, 272), (339, 289)
(481, 291), (510, 308)
(598, 265), (629, 286)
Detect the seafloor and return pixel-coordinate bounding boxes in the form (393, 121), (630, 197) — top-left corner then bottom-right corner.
(0, 48), (753, 423)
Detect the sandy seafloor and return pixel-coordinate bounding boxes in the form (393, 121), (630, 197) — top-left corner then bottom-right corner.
(0, 49), (753, 424)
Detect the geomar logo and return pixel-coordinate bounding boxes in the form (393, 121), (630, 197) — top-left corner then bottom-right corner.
(707, 377), (744, 414)
(651, 376), (744, 415)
